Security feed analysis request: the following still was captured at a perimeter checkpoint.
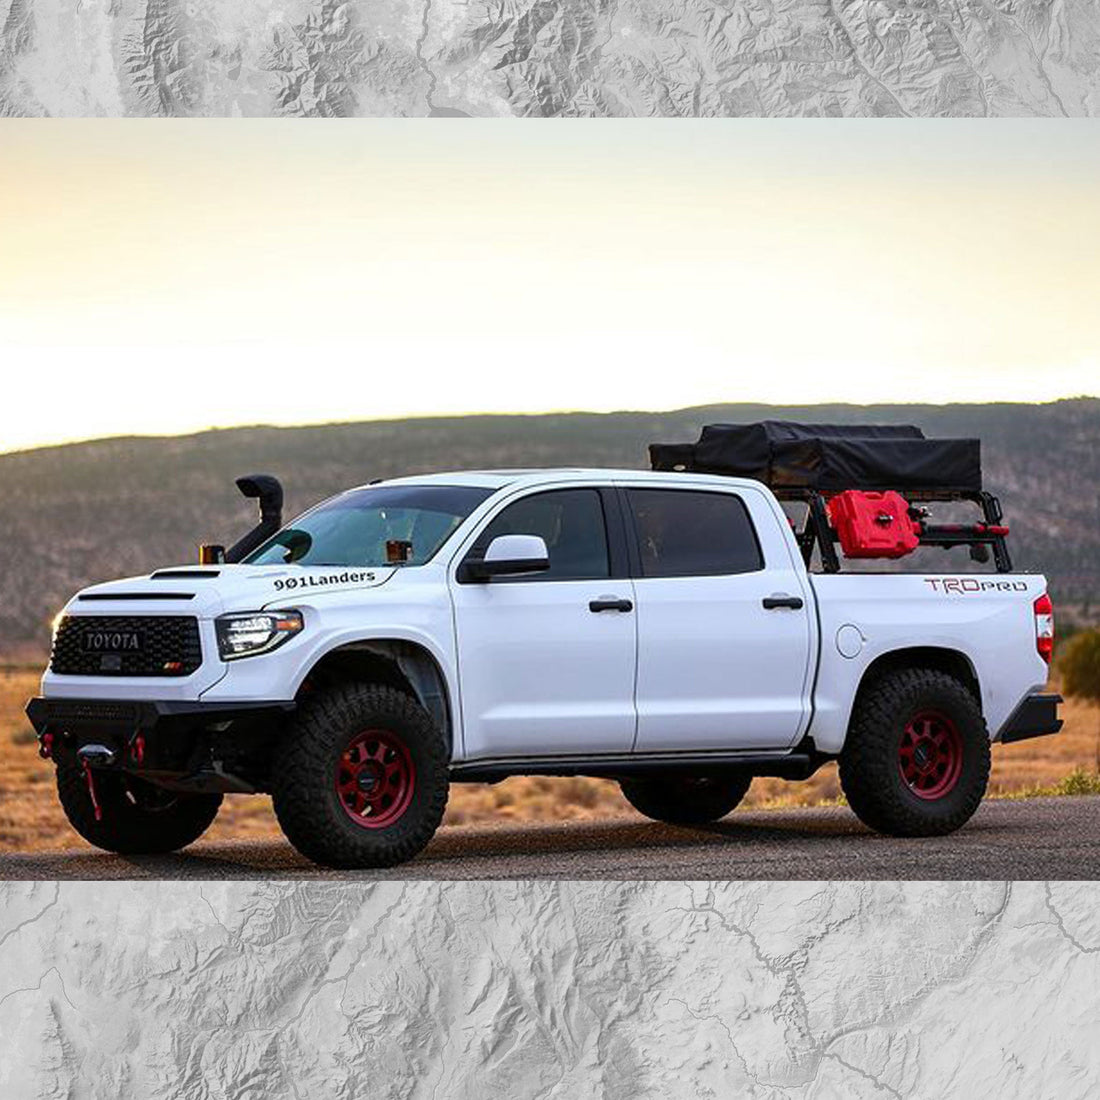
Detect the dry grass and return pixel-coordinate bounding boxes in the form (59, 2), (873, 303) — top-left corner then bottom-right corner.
(2, 667), (1098, 854)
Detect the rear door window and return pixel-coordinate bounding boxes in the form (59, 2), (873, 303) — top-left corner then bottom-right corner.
(627, 488), (763, 577)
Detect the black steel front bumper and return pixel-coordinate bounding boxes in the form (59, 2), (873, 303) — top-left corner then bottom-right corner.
(26, 696), (297, 791)
(26, 696), (294, 737)
(999, 693), (1064, 744)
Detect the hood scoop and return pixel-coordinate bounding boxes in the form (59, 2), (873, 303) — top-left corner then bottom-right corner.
(151, 569), (221, 579)
(78, 592), (195, 601)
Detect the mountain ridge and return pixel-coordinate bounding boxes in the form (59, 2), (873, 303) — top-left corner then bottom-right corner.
(2, 398), (1097, 656)
(6, 395), (1098, 461)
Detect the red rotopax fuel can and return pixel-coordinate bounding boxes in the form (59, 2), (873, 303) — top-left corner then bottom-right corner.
(826, 490), (921, 559)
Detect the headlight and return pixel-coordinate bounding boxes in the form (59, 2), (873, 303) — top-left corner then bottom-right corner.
(216, 611), (304, 661)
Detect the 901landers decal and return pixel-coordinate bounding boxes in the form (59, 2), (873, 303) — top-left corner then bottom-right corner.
(273, 570), (377, 593)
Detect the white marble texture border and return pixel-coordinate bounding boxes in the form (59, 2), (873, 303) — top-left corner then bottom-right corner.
(0, 880), (1097, 1097)
(1, 0), (1099, 117)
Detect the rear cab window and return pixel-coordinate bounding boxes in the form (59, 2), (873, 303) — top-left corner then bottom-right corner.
(625, 488), (764, 577)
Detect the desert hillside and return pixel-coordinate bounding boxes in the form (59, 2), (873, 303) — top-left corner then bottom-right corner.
(0, 398), (1097, 657)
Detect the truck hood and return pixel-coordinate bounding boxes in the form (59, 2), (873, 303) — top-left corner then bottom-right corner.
(68, 564), (397, 618)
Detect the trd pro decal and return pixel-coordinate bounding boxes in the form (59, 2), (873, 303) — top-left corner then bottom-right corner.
(924, 577), (1028, 595)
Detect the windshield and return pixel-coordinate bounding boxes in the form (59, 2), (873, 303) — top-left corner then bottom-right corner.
(245, 485), (493, 569)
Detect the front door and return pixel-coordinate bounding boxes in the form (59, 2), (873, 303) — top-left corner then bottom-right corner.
(450, 486), (637, 760)
(624, 485), (813, 752)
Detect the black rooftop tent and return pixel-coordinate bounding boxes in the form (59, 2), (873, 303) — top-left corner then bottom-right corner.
(649, 421), (1009, 573)
(649, 421), (982, 494)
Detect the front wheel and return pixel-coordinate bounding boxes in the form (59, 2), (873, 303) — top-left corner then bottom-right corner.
(271, 683), (449, 869)
(620, 773), (752, 825)
(56, 763), (222, 854)
(840, 668), (990, 837)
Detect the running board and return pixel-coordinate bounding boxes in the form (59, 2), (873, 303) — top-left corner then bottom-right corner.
(451, 750), (820, 783)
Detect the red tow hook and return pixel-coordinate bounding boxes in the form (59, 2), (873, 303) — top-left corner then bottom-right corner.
(76, 745), (115, 823)
(82, 760), (103, 822)
(131, 732), (145, 766)
(38, 731), (54, 760)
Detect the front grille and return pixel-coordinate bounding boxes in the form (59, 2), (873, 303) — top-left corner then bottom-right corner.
(51, 615), (202, 677)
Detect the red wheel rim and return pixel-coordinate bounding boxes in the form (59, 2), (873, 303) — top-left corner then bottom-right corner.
(898, 709), (963, 800)
(335, 729), (415, 828)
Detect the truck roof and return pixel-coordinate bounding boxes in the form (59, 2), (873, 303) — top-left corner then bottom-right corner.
(357, 468), (766, 493)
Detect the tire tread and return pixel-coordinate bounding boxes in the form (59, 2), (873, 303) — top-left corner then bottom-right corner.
(620, 773), (752, 825)
(56, 764), (222, 854)
(840, 667), (990, 837)
(271, 682), (449, 869)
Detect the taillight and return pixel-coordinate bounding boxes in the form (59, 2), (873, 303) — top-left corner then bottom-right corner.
(1034, 593), (1054, 663)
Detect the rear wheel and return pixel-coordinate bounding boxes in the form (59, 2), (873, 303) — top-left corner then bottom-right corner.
(620, 773), (752, 825)
(56, 763), (222, 854)
(272, 683), (449, 869)
(840, 668), (990, 837)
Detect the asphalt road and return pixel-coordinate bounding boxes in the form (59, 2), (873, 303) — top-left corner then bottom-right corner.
(4, 796), (1100, 880)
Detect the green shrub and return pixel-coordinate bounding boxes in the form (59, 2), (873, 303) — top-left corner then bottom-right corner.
(1054, 768), (1100, 797)
(1062, 630), (1100, 703)
(1061, 629), (1100, 769)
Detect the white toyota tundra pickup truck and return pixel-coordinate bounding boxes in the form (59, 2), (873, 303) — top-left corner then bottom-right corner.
(27, 422), (1063, 868)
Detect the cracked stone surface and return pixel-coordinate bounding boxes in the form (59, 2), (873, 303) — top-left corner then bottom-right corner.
(0, 881), (1098, 1096)
(1, 0), (1098, 116)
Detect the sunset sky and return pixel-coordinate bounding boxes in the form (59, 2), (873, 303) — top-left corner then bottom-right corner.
(1, 119), (1098, 453)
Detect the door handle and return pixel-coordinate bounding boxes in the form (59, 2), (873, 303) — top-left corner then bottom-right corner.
(762, 594), (804, 610)
(589, 597), (633, 613)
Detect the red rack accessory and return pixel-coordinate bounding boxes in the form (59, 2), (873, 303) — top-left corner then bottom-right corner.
(827, 490), (921, 559)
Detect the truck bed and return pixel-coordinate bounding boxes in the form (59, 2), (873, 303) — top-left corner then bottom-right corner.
(806, 572), (1050, 754)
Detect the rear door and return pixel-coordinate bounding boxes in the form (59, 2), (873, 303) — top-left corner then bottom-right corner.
(624, 483), (814, 752)
(450, 485), (638, 760)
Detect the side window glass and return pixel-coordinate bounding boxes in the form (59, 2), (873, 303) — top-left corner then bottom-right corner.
(628, 489), (763, 577)
(478, 489), (610, 581)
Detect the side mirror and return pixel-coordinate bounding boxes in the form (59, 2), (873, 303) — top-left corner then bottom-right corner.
(462, 534), (550, 582)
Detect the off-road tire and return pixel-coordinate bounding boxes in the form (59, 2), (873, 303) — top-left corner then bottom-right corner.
(56, 763), (222, 854)
(620, 773), (752, 825)
(271, 682), (449, 869)
(840, 668), (990, 837)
